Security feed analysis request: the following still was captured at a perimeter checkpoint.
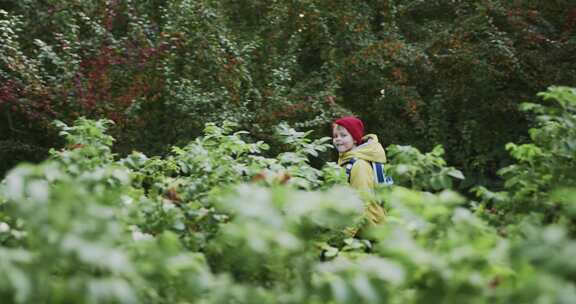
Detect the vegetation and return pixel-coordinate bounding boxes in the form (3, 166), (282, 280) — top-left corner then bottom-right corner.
(0, 86), (575, 303)
(1, 1), (576, 302)
(1, 1), (575, 182)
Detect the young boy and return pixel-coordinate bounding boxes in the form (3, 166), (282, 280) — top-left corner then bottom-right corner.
(333, 116), (387, 233)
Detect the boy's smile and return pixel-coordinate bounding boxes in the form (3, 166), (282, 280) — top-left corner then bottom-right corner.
(333, 124), (356, 153)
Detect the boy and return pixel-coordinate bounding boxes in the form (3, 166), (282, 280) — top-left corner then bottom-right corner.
(333, 116), (387, 234)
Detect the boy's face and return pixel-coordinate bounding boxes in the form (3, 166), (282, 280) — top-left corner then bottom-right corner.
(332, 124), (356, 153)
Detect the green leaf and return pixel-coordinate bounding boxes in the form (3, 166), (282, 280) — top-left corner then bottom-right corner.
(447, 169), (465, 180)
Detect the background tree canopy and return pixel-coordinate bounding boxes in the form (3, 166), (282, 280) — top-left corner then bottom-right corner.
(2, 1), (576, 303)
(1, 0), (576, 185)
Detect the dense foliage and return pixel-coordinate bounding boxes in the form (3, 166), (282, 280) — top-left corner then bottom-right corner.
(1, 0), (575, 301)
(1, 87), (575, 303)
(2, 1), (576, 183)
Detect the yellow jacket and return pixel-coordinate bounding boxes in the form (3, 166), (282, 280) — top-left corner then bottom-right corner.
(338, 134), (387, 233)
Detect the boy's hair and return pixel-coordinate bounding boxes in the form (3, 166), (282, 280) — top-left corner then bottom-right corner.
(333, 116), (365, 144)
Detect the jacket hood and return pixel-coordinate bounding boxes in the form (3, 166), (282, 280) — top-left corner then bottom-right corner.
(338, 134), (387, 165)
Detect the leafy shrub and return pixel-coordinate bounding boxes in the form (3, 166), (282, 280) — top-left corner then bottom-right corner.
(1, 109), (576, 303)
(386, 144), (465, 191)
(474, 87), (576, 225)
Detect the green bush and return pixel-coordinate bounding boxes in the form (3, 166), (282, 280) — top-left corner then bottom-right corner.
(1, 93), (575, 303)
(474, 86), (576, 226)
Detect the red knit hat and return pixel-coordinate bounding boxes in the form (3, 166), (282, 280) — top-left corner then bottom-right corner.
(334, 116), (364, 144)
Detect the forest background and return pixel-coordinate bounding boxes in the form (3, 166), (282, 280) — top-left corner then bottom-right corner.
(2, 1), (576, 303)
(2, 0), (575, 186)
